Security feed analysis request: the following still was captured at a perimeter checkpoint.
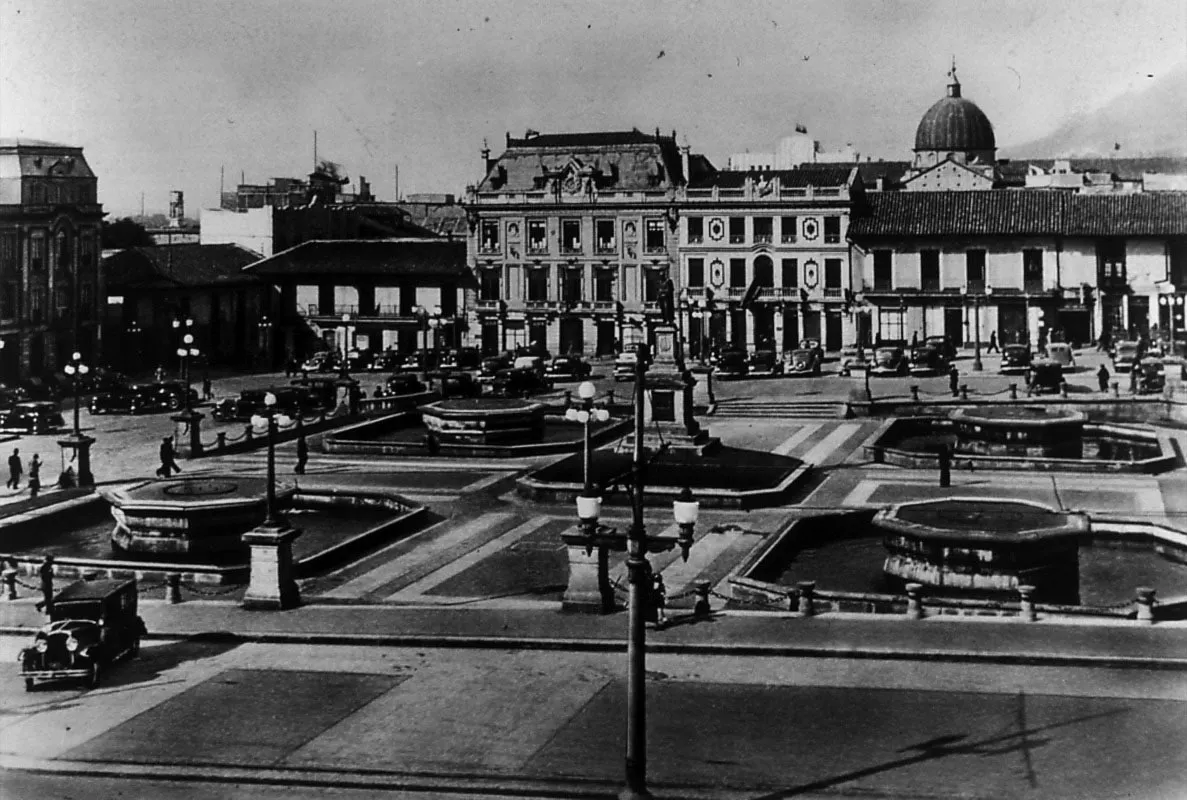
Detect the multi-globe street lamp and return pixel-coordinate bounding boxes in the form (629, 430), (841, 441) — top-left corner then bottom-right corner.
(567, 346), (700, 799)
(62, 351), (89, 437)
(172, 317), (200, 412)
(59, 351), (95, 488)
(564, 381), (610, 497)
(250, 392), (293, 528)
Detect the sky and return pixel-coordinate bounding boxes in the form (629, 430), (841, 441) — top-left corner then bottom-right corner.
(2, 0), (1184, 217)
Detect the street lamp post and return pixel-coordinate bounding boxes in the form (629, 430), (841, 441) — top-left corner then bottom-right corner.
(171, 318), (200, 411)
(414, 305), (429, 352)
(251, 393), (292, 529)
(564, 381), (610, 496)
(62, 351), (88, 437)
(972, 292), (983, 372)
(257, 315), (273, 370)
(566, 346), (700, 799)
(58, 351), (95, 488)
(243, 392), (300, 610)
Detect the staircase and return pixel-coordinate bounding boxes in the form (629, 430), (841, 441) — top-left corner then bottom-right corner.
(711, 398), (849, 419)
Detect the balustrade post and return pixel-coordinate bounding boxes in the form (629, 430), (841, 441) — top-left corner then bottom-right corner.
(1018, 584), (1036, 622)
(1136, 586), (1156, 624)
(906, 582), (925, 620)
(166, 573), (182, 604)
(797, 580), (816, 617)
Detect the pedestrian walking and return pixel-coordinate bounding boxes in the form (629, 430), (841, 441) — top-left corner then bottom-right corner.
(201, 375), (212, 401)
(1129, 359), (1140, 394)
(6, 448), (21, 489)
(28, 454), (41, 499)
(294, 431), (308, 475)
(987, 331), (999, 354)
(1024, 366), (1035, 397)
(156, 436), (182, 478)
(37, 555), (54, 616)
(948, 365), (960, 397)
(652, 574), (668, 628)
(1097, 364), (1110, 393)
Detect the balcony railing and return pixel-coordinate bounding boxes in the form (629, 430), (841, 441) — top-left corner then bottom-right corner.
(476, 299), (501, 311)
(824, 287), (844, 298)
(758, 287), (800, 300)
(527, 242), (548, 254)
(592, 300), (618, 312)
(644, 243), (667, 254)
(595, 240), (617, 254)
(754, 234), (773, 244)
(687, 235), (704, 244)
(781, 234), (797, 244)
(525, 299), (551, 309)
(1024, 280), (1044, 293)
(479, 242), (501, 255)
(561, 243), (583, 254)
(966, 280), (986, 294)
(921, 280), (941, 292)
(729, 235), (745, 244)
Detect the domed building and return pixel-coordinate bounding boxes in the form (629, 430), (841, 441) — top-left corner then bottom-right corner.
(904, 65), (998, 191)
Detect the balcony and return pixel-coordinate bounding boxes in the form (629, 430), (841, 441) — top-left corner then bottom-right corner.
(478, 242), (501, 255)
(1024, 280), (1044, 293)
(758, 287), (800, 301)
(824, 287), (844, 298)
(754, 234), (773, 244)
(595, 241), (617, 254)
(728, 235), (745, 244)
(476, 299), (501, 311)
(561, 243), (583, 255)
(687, 235), (704, 244)
(527, 241), (549, 255)
(525, 299), (551, 310)
(592, 300), (618, 312)
(644, 243), (666, 255)
(966, 280), (986, 294)
(781, 235), (797, 244)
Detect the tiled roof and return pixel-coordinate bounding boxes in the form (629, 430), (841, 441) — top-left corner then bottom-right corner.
(1065, 194), (1187, 236)
(102, 244), (263, 290)
(850, 190), (1187, 237)
(245, 238), (470, 280)
(397, 203), (468, 238)
(687, 166), (854, 190)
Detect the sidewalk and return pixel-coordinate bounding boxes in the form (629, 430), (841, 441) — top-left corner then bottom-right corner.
(4, 595), (1187, 669)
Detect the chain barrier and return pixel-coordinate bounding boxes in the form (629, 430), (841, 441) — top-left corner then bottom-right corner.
(178, 580), (244, 596)
(136, 579), (168, 592)
(709, 586), (785, 608)
(13, 576), (41, 592)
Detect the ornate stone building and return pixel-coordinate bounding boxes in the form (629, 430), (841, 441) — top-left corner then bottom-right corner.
(0, 138), (104, 380)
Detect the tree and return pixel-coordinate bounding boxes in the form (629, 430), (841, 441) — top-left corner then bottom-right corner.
(101, 217), (154, 249)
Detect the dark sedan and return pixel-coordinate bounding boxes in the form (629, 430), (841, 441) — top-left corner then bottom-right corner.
(714, 347), (750, 379)
(90, 382), (196, 415)
(480, 352), (515, 381)
(544, 355), (592, 381)
(869, 342), (909, 376)
(1000, 344), (1032, 375)
(385, 373), (428, 395)
(490, 368), (553, 397)
(908, 344), (949, 376)
(440, 347), (482, 371)
(212, 387), (319, 422)
(0, 401), (65, 434)
(429, 370), (482, 399)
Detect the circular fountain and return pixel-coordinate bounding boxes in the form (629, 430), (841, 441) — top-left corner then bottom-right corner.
(875, 497), (1088, 601)
(102, 476), (296, 555)
(419, 398), (546, 445)
(948, 406), (1087, 458)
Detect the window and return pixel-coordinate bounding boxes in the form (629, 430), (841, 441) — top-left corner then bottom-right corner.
(595, 219), (616, 253)
(31, 183), (46, 204)
(781, 217), (797, 244)
(527, 220), (548, 254)
(824, 258), (843, 291)
(0, 282), (14, 319)
(79, 282), (93, 320)
(781, 258), (798, 288)
(965, 250), (986, 292)
(595, 267), (617, 302)
(643, 267), (669, 303)
(1096, 241), (1126, 285)
(480, 221), (500, 253)
(31, 236), (45, 271)
(1023, 249), (1043, 291)
(753, 255), (774, 286)
(30, 287), (45, 323)
(729, 258), (747, 288)
(728, 217), (745, 244)
(644, 219), (665, 253)
(920, 250), (940, 291)
(479, 267), (501, 302)
(873, 250), (892, 291)
(527, 265), (550, 302)
(561, 219), (582, 253)
(824, 216), (841, 244)
(687, 217), (704, 244)
(687, 258), (705, 287)
(753, 217), (773, 244)
(560, 266), (583, 305)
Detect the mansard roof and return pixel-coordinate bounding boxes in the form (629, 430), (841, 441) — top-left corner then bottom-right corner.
(687, 165), (855, 190)
(102, 244), (263, 290)
(245, 238), (470, 280)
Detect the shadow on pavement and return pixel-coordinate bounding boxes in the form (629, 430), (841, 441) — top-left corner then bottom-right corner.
(92, 634), (240, 692)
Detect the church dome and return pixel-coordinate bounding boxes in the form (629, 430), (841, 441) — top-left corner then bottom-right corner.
(914, 75), (995, 153)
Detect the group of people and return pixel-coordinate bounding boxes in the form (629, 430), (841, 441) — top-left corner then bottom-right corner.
(6, 448), (42, 497)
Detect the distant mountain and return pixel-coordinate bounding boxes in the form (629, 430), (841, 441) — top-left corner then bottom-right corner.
(1001, 63), (1187, 159)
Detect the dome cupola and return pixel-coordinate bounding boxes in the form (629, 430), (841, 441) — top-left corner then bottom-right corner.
(913, 64), (996, 155)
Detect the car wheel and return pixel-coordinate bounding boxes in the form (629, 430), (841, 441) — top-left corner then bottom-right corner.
(87, 662), (101, 689)
(169, 397), (181, 410)
(24, 677), (34, 692)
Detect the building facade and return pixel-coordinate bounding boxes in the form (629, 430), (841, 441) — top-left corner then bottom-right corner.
(0, 138), (103, 380)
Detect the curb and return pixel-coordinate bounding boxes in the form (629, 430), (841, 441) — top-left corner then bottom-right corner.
(5, 625), (1186, 670)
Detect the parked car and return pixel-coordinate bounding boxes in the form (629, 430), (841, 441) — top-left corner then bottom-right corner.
(345, 349), (374, 372)
(428, 370), (482, 399)
(1000, 344), (1033, 375)
(786, 347), (823, 377)
(367, 350), (402, 373)
(924, 335), (957, 362)
(385, 373), (428, 395)
(512, 354), (546, 375)
(545, 355), (593, 381)
(301, 351), (340, 373)
(838, 345), (870, 377)
(480, 352), (515, 381)
(1029, 360), (1064, 394)
(19, 578), (145, 691)
(1112, 341), (1142, 372)
(395, 350), (438, 373)
(613, 342), (651, 382)
(908, 344), (949, 376)
(289, 375), (341, 409)
(869, 341), (909, 376)
(0, 401), (65, 434)
(489, 367), (553, 397)
(515, 343), (552, 361)
(799, 338), (826, 364)
(439, 347), (482, 371)
(211, 387), (319, 422)
(748, 349), (784, 377)
(1137, 357), (1166, 394)
(714, 347), (750, 379)
(1044, 342), (1076, 370)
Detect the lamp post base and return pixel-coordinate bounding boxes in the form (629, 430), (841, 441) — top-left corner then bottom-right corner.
(56, 433), (95, 488)
(241, 519), (301, 610)
(560, 538), (618, 613)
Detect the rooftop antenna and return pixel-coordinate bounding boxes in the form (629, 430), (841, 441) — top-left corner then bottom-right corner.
(140, 191), (145, 218)
(314, 131), (318, 170)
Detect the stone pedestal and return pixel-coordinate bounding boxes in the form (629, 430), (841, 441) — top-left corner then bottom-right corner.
(241, 521), (301, 610)
(560, 537), (617, 614)
(170, 409), (205, 457)
(56, 433), (95, 488)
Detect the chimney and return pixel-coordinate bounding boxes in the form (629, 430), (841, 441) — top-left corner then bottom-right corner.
(481, 138), (494, 173)
(680, 143), (691, 182)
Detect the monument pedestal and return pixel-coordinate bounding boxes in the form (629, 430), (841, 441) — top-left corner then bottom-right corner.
(241, 520), (301, 610)
(170, 409), (205, 457)
(57, 433), (95, 488)
(560, 535), (618, 613)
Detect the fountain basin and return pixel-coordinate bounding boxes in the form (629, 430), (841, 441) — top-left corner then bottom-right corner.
(102, 477), (296, 555)
(949, 406), (1087, 458)
(419, 398), (545, 445)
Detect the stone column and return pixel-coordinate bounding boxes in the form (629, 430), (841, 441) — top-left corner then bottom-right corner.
(241, 522), (301, 610)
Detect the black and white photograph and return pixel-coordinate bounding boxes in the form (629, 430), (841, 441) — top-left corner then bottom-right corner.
(1, 0), (1186, 797)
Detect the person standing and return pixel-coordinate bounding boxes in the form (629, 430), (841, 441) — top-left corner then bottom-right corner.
(6, 448), (21, 490)
(38, 555), (55, 617)
(157, 436), (182, 478)
(201, 375), (213, 401)
(948, 364), (960, 398)
(294, 432), (308, 475)
(28, 454), (41, 499)
(1097, 364), (1111, 393)
(652, 574), (668, 628)
(987, 331), (999, 354)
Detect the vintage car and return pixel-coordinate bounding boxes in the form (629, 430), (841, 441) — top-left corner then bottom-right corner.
(713, 347), (750, 379)
(394, 351), (437, 373)
(1136, 357), (1167, 394)
(489, 367), (553, 397)
(512, 354), (546, 375)
(1029, 360), (1064, 395)
(479, 352), (515, 381)
(301, 351), (341, 373)
(1044, 342), (1076, 370)
(748, 349), (785, 377)
(1000, 344), (1033, 375)
(212, 387), (318, 422)
(90, 382), (197, 415)
(908, 344), (949, 376)
(289, 375), (342, 409)
(869, 341), (909, 376)
(786, 347), (822, 377)
(0, 401), (65, 434)
(367, 350), (402, 373)
(924, 335), (958, 362)
(344, 349), (373, 372)
(384, 373), (428, 395)
(427, 370), (481, 399)
(1112, 341), (1142, 372)
(439, 347), (482, 371)
(613, 342), (651, 381)
(799, 338), (825, 364)
(544, 355), (593, 381)
(838, 345), (869, 377)
(19, 578), (146, 690)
